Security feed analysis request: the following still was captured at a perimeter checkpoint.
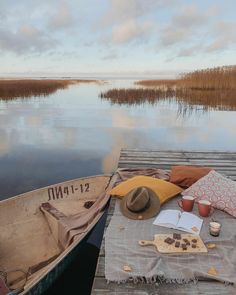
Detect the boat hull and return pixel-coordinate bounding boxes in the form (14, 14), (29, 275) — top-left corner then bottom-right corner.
(27, 227), (91, 295)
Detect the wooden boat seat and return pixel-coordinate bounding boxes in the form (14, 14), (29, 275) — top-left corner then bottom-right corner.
(41, 202), (66, 220)
(40, 202), (67, 248)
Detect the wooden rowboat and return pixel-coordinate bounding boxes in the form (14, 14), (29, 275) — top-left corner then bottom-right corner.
(0, 174), (112, 295)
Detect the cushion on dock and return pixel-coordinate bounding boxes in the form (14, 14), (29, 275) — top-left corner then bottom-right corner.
(109, 176), (183, 204)
(169, 165), (212, 188)
(182, 170), (236, 217)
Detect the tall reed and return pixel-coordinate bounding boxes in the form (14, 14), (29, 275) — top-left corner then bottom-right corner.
(136, 65), (236, 90)
(180, 65), (236, 90)
(100, 88), (236, 111)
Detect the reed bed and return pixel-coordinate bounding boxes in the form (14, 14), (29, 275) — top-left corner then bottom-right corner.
(0, 79), (99, 100)
(101, 65), (236, 113)
(100, 88), (175, 104)
(180, 65), (236, 90)
(136, 65), (236, 90)
(135, 79), (180, 88)
(100, 88), (236, 111)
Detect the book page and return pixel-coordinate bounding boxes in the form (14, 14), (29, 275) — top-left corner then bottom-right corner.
(177, 212), (203, 234)
(153, 209), (181, 229)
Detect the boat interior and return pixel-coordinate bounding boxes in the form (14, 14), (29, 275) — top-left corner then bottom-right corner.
(0, 175), (110, 293)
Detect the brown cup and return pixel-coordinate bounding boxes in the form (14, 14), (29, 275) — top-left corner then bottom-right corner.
(198, 200), (213, 217)
(178, 196), (195, 212)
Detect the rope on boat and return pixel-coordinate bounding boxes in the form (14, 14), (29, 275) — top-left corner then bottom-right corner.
(0, 269), (7, 282)
(0, 268), (29, 294)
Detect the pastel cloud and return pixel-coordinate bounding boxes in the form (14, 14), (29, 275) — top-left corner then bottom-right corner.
(100, 0), (167, 25)
(161, 28), (189, 47)
(0, 0), (235, 74)
(206, 21), (236, 52)
(48, 1), (75, 30)
(0, 25), (57, 54)
(176, 20), (236, 56)
(177, 45), (201, 57)
(173, 5), (206, 28)
(160, 5), (207, 47)
(112, 20), (152, 44)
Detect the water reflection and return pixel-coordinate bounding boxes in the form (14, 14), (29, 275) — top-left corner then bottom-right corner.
(0, 80), (236, 200)
(100, 88), (236, 116)
(0, 147), (103, 198)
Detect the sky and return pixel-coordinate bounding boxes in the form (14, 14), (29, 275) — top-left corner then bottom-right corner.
(0, 0), (235, 77)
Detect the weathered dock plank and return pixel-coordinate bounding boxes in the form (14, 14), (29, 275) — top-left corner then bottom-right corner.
(92, 278), (235, 295)
(91, 149), (236, 294)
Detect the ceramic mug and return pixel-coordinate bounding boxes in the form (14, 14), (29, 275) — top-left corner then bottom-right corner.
(178, 196), (195, 212)
(198, 200), (213, 217)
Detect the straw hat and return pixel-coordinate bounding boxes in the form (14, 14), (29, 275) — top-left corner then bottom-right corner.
(120, 186), (160, 220)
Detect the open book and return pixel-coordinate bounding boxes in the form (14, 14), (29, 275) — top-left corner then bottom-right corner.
(153, 209), (203, 235)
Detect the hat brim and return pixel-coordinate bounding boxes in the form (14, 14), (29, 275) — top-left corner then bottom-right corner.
(120, 186), (160, 220)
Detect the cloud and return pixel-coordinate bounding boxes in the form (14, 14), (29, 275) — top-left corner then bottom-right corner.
(173, 5), (206, 28)
(0, 25), (57, 54)
(161, 28), (189, 47)
(48, 1), (74, 30)
(160, 5), (207, 47)
(205, 21), (236, 52)
(177, 45), (201, 57)
(19, 25), (41, 38)
(102, 52), (118, 60)
(100, 0), (173, 26)
(206, 39), (227, 52)
(159, 4), (236, 57)
(112, 20), (152, 44)
(101, 0), (149, 25)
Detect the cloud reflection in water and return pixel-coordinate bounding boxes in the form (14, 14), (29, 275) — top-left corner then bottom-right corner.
(0, 80), (236, 199)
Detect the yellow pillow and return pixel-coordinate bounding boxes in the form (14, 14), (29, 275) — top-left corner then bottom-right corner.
(109, 176), (183, 204)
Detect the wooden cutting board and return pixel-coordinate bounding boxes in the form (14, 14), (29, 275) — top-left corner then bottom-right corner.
(139, 234), (208, 254)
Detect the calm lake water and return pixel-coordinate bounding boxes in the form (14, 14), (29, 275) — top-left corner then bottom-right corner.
(1, 79), (236, 294)
(1, 79), (236, 199)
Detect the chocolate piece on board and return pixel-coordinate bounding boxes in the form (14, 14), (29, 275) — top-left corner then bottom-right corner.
(164, 237), (172, 244)
(192, 244), (197, 248)
(192, 239), (197, 243)
(175, 241), (180, 248)
(169, 238), (175, 244)
(183, 238), (189, 243)
(173, 233), (181, 240)
(182, 245), (187, 250)
(164, 237), (175, 245)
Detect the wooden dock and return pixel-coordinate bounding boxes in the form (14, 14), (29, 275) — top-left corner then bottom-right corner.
(91, 149), (236, 295)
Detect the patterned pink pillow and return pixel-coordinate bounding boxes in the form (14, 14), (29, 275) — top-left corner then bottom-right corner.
(182, 170), (236, 217)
